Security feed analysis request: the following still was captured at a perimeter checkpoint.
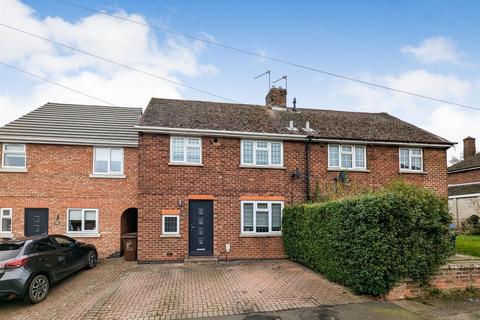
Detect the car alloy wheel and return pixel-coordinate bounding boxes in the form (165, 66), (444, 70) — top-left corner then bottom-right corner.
(28, 275), (49, 303)
(88, 250), (98, 268)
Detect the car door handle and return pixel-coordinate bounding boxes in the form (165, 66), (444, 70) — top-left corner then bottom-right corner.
(38, 257), (45, 262)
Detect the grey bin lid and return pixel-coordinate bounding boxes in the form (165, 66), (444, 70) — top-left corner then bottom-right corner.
(121, 233), (138, 239)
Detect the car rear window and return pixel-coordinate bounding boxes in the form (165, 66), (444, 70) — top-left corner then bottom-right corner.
(0, 243), (23, 261)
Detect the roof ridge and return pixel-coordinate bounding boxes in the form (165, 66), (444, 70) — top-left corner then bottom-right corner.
(150, 97), (391, 115)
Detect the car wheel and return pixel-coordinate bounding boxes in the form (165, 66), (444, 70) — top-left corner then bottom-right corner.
(87, 250), (98, 269)
(25, 274), (49, 304)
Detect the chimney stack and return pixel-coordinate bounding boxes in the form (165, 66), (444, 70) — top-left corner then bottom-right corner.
(463, 136), (476, 159)
(266, 87), (287, 109)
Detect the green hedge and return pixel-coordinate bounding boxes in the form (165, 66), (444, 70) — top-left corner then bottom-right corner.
(283, 183), (453, 296)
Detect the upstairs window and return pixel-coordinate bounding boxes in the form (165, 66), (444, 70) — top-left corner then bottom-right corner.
(399, 148), (423, 171)
(241, 201), (283, 235)
(241, 140), (283, 166)
(68, 209), (98, 233)
(2, 144), (26, 169)
(328, 145), (366, 169)
(170, 137), (202, 165)
(0, 208), (12, 233)
(93, 147), (123, 175)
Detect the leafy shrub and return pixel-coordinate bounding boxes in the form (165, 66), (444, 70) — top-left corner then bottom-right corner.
(283, 182), (453, 296)
(461, 215), (480, 235)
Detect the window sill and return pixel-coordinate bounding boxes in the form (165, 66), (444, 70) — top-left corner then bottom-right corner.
(327, 168), (369, 173)
(239, 165), (286, 170)
(89, 174), (126, 179)
(399, 170), (427, 175)
(0, 167), (27, 173)
(160, 234), (181, 238)
(239, 233), (282, 238)
(168, 162), (204, 167)
(66, 233), (100, 238)
(0, 233), (13, 238)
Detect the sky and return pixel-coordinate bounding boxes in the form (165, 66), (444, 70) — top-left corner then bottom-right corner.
(1, 0), (479, 161)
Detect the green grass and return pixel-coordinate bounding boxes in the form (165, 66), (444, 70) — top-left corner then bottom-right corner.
(456, 235), (480, 257)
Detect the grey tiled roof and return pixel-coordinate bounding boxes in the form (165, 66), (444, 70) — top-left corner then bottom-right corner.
(138, 98), (453, 145)
(449, 183), (480, 197)
(0, 103), (142, 147)
(447, 153), (480, 173)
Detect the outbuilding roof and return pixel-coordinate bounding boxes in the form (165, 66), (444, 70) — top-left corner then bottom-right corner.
(447, 153), (480, 173)
(0, 103), (142, 147)
(137, 98), (453, 146)
(448, 183), (480, 197)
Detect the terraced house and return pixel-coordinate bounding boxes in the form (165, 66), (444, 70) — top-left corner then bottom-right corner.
(0, 87), (454, 261)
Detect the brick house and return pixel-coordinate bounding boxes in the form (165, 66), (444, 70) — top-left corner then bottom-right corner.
(0, 103), (141, 257)
(448, 137), (480, 226)
(135, 88), (453, 262)
(0, 89), (454, 261)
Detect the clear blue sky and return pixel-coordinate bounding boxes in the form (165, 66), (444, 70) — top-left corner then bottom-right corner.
(2, 0), (480, 158)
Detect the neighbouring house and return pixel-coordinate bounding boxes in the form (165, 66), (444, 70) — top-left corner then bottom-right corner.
(0, 88), (454, 261)
(448, 136), (480, 226)
(0, 103), (141, 257)
(135, 87), (453, 262)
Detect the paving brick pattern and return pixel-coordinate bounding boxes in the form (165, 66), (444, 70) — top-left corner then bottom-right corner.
(0, 259), (367, 320)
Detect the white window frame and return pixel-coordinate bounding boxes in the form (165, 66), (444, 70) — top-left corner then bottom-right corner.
(399, 148), (423, 172)
(66, 208), (99, 234)
(2, 144), (26, 169)
(169, 136), (202, 165)
(162, 215), (180, 235)
(240, 140), (284, 167)
(92, 147), (124, 175)
(0, 208), (13, 235)
(328, 144), (366, 170)
(240, 201), (284, 235)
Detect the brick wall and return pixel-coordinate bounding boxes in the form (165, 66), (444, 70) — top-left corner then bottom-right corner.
(387, 262), (480, 300)
(0, 143), (138, 257)
(138, 133), (448, 262)
(448, 169), (480, 185)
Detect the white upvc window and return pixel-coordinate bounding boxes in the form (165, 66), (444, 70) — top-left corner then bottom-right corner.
(241, 140), (283, 167)
(0, 208), (12, 234)
(162, 215), (180, 235)
(67, 209), (98, 233)
(241, 201), (283, 235)
(328, 145), (366, 169)
(93, 147), (124, 175)
(170, 137), (202, 165)
(399, 148), (423, 172)
(2, 144), (26, 169)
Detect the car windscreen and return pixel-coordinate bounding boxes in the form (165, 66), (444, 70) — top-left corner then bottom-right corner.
(0, 243), (23, 261)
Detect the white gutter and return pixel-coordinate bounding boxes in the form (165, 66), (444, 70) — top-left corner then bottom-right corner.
(0, 136), (138, 147)
(134, 125), (454, 148)
(448, 181), (480, 187)
(449, 193), (480, 199)
(448, 166), (480, 174)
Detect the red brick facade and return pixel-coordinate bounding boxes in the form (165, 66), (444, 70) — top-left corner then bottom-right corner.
(0, 144), (138, 257)
(137, 133), (448, 262)
(448, 169), (480, 185)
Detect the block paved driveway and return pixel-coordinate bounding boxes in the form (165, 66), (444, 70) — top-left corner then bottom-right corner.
(0, 258), (367, 320)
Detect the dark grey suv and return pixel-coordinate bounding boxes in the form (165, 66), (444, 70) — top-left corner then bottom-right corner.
(0, 234), (97, 303)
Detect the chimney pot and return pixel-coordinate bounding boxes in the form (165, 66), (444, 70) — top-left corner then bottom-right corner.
(266, 87), (287, 109)
(463, 136), (476, 159)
